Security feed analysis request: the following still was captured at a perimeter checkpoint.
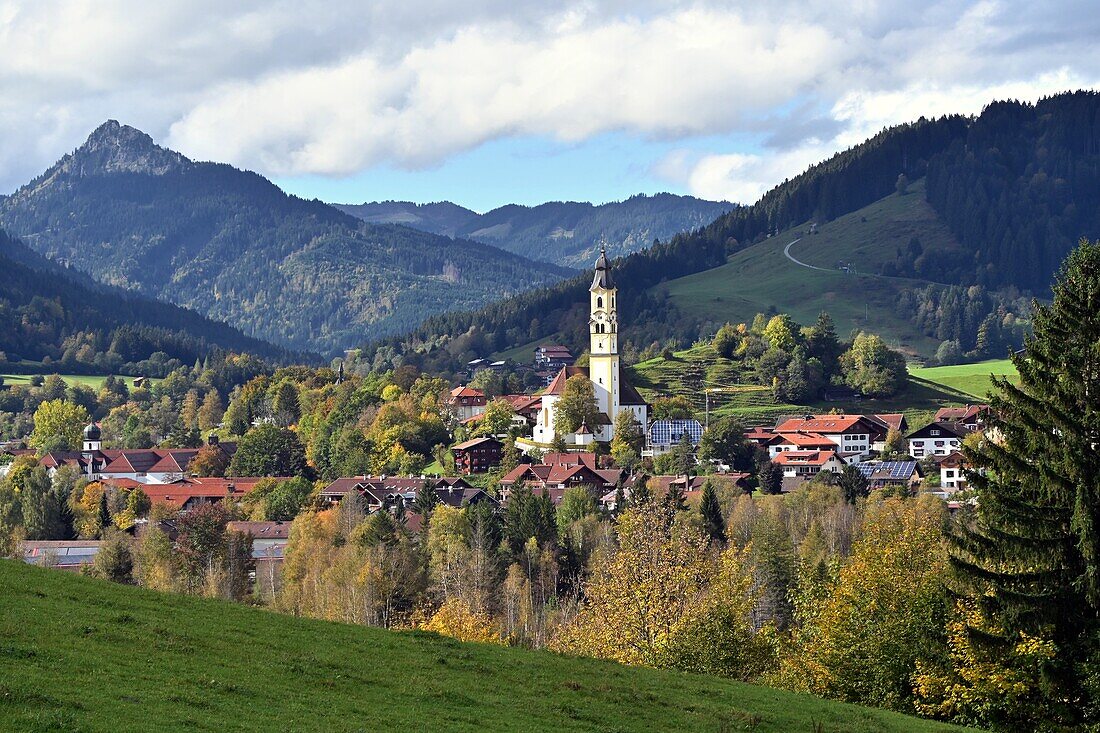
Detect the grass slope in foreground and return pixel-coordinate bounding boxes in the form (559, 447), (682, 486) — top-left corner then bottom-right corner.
(0, 561), (976, 733)
(658, 179), (961, 357)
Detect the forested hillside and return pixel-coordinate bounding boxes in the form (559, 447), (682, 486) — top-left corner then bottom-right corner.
(0, 230), (297, 376)
(0, 122), (570, 354)
(925, 91), (1100, 291)
(363, 114), (969, 375)
(337, 193), (736, 267)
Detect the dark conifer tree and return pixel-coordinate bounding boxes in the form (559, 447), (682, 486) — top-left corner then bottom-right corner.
(699, 481), (726, 545)
(948, 239), (1100, 729)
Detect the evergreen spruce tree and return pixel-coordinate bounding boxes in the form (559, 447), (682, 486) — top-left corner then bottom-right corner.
(699, 480), (726, 544)
(837, 464), (870, 504)
(413, 481), (439, 525)
(97, 491), (112, 537)
(946, 239), (1100, 728)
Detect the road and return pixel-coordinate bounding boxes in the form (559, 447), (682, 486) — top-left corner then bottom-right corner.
(782, 238), (830, 271)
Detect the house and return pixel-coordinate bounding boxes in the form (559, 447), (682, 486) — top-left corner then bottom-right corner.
(446, 386), (487, 422)
(868, 414), (909, 452)
(854, 460), (923, 490)
(766, 431), (838, 459)
(530, 248), (648, 447)
(499, 451), (622, 504)
(645, 419), (704, 457)
(22, 540), (102, 571)
(939, 451), (970, 493)
(318, 476), (490, 513)
(772, 449), (846, 479)
(743, 426), (776, 446)
(108, 476), (279, 511)
(534, 345), (575, 371)
(450, 437), (503, 474)
(907, 421), (973, 458)
(934, 405), (991, 431)
(501, 394), (543, 426)
(773, 415), (883, 461)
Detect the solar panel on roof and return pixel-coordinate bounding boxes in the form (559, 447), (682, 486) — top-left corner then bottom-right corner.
(648, 419), (704, 446)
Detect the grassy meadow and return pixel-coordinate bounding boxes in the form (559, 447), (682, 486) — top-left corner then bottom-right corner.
(0, 560), (979, 733)
(657, 179), (962, 358)
(1, 373), (158, 390)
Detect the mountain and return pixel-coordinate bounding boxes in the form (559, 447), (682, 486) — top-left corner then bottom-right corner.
(335, 193), (736, 268)
(0, 229), (300, 374)
(0, 122), (571, 354)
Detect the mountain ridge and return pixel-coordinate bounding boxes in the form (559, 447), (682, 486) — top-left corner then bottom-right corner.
(0, 122), (572, 354)
(336, 192), (736, 268)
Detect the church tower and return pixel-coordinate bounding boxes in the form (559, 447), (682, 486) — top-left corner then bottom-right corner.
(589, 247), (619, 434)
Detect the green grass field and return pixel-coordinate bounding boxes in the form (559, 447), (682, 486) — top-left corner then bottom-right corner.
(1, 373), (159, 390)
(910, 359), (1018, 401)
(657, 179), (962, 357)
(0, 561), (978, 733)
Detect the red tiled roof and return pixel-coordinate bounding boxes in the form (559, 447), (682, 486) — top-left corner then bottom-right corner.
(934, 405), (990, 422)
(773, 450), (839, 466)
(873, 413), (906, 432)
(449, 386), (485, 399)
(544, 366), (588, 395)
(775, 416), (872, 434)
(768, 431), (835, 448)
(451, 437), (502, 451)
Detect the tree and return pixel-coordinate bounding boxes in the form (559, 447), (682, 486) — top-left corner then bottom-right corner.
(757, 461), (783, 495)
(263, 477), (314, 521)
(190, 444), (229, 477)
(699, 416), (754, 471)
(840, 333), (907, 398)
(610, 409), (645, 469)
(836, 464), (869, 504)
(93, 529), (135, 584)
(712, 322), (740, 358)
(938, 240), (1100, 729)
(553, 501), (712, 666)
(805, 312), (842, 374)
(197, 389), (224, 432)
(554, 374), (600, 435)
(650, 395), (695, 420)
(222, 396), (251, 437)
(504, 484), (557, 555)
(779, 496), (948, 713)
(474, 398), (517, 437)
(763, 314), (799, 352)
(413, 481), (439, 523)
(28, 400), (90, 452)
(557, 485), (598, 536)
(271, 381), (301, 426)
(699, 480), (727, 545)
(228, 424), (307, 477)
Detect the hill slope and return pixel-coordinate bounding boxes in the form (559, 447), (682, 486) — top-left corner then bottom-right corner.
(0, 561), (976, 733)
(0, 122), (570, 354)
(0, 229), (299, 371)
(336, 193), (736, 268)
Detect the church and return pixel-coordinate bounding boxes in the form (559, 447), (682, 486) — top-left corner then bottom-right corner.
(532, 248), (648, 446)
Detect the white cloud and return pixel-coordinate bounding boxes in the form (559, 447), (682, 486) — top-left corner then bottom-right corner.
(0, 0), (1099, 198)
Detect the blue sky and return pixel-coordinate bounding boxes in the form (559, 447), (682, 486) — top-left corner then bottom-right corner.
(274, 132), (753, 211)
(2, 1), (1100, 209)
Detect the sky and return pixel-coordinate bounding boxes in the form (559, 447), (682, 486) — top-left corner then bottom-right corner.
(2, 1), (1100, 211)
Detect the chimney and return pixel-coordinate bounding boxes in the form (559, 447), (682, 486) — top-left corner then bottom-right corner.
(208, 434), (219, 446)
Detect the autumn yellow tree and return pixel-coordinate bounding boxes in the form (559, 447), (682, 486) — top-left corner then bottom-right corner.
(773, 495), (949, 713)
(553, 501), (713, 667)
(421, 597), (503, 644)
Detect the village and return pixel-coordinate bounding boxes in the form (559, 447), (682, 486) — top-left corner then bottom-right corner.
(7, 248), (986, 581)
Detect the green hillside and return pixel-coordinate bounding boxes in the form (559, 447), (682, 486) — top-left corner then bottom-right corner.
(910, 359), (1019, 400)
(628, 344), (986, 427)
(657, 179), (958, 357)
(0, 561), (976, 732)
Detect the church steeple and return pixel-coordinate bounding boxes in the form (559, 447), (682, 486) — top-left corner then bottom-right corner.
(589, 246), (617, 356)
(591, 245), (615, 290)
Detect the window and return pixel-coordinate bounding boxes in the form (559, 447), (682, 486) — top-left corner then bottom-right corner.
(597, 296), (603, 308)
(930, 429), (940, 436)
